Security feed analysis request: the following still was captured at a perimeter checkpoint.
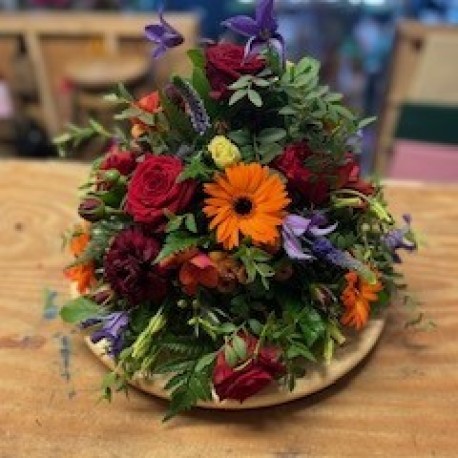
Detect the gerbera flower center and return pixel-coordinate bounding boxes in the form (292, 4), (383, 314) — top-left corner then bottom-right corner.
(233, 197), (253, 216)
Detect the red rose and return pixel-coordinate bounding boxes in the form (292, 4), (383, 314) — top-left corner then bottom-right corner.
(336, 153), (375, 196)
(213, 334), (285, 402)
(205, 43), (265, 100)
(126, 155), (196, 229)
(100, 145), (137, 176)
(273, 143), (329, 205)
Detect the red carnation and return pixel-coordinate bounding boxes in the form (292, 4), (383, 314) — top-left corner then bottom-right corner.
(205, 43), (265, 100)
(126, 155), (196, 230)
(104, 227), (168, 306)
(213, 334), (285, 402)
(100, 145), (137, 176)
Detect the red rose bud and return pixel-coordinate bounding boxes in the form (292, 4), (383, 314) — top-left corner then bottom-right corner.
(91, 286), (115, 306)
(100, 147), (137, 176)
(101, 169), (121, 185)
(310, 283), (335, 308)
(78, 197), (105, 222)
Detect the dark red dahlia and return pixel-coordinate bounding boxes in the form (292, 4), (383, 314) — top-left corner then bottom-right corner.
(104, 227), (168, 306)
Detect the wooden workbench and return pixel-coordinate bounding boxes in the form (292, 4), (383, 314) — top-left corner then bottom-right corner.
(0, 160), (457, 457)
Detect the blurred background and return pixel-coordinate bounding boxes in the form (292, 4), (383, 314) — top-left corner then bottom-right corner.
(0, 0), (457, 180)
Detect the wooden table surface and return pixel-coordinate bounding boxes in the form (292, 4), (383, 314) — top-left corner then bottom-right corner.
(0, 160), (457, 457)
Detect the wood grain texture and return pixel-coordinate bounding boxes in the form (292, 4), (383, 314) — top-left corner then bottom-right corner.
(0, 160), (457, 457)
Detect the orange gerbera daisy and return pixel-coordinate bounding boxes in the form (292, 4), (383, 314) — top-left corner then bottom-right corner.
(340, 271), (383, 330)
(64, 226), (96, 294)
(203, 163), (290, 250)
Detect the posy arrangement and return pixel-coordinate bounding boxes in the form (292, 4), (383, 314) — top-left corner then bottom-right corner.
(58, 0), (418, 420)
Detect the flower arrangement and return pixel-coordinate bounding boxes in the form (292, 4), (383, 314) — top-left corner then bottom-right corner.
(58, 0), (418, 420)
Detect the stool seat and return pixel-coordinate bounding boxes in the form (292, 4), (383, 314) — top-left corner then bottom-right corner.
(65, 55), (150, 90)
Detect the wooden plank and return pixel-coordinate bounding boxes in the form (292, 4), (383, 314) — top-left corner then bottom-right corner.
(24, 32), (60, 135)
(0, 160), (457, 457)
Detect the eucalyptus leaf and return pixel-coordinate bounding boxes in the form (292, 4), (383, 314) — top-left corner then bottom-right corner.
(60, 297), (102, 324)
(258, 128), (287, 144)
(229, 89), (248, 106)
(248, 89), (263, 107)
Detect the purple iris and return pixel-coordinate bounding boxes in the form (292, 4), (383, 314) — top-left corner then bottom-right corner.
(90, 312), (129, 357)
(145, 5), (184, 59)
(222, 0), (285, 61)
(282, 213), (337, 260)
(382, 214), (416, 263)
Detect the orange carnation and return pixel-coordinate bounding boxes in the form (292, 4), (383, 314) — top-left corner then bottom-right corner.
(340, 271), (382, 330)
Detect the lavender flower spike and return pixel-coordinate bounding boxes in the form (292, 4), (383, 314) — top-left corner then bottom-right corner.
(91, 312), (129, 357)
(145, 3), (184, 59)
(222, 0), (285, 62)
(172, 76), (211, 136)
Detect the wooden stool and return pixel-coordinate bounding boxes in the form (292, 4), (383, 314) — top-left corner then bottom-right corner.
(65, 54), (151, 127)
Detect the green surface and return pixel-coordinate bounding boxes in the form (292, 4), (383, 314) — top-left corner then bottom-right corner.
(395, 103), (458, 145)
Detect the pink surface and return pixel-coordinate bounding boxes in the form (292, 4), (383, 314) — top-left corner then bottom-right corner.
(389, 140), (458, 182)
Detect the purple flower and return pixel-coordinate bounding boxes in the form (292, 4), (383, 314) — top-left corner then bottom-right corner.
(282, 213), (337, 260)
(145, 5), (184, 59)
(91, 312), (129, 357)
(382, 214), (416, 263)
(222, 0), (285, 62)
(311, 238), (375, 283)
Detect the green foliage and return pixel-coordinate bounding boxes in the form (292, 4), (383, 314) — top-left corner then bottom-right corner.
(60, 297), (102, 324)
(160, 93), (195, 143)
(234, 246), (275, 290)
(155, 231), (207, 263)
(178, 151), (215, 182)
(53, 119), (111, 157)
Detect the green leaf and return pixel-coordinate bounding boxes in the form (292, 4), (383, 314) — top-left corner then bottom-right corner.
(224, 344), (238, 368)
(358, 116), (377, 129)
(185, 214), (197, 233)
(247, 89), (263, 107)
(334, 104), (356, 120)
(258, 128), (287, 144)
(117, 83), (134, 102)
(231, 335), (247, 361)
(228, 129), (251, 146)
(252, 78), (271, 88)
(255, 263), (275, 278)
(195, 352), (217, 372)
(228, 75), (253, 90)
(279, 106), (297, 116)
(286, 342), (316, 362)
(160, 93), (195, 143)
(229, 89), (247, 106)
(155, 231), (204, 263)
(60, 297), (101, 324)
(248, 319), (263, 336)
(187, 48), (205, 68)
(259, 143), (283, 164)
(53, 133), (72, 145)
(217, 322), (238, 334)
(179, 152), (214, 182)
(114, 106), (143, 120)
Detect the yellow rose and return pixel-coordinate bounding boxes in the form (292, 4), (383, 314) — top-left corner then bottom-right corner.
(208, 136), (241, 169)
